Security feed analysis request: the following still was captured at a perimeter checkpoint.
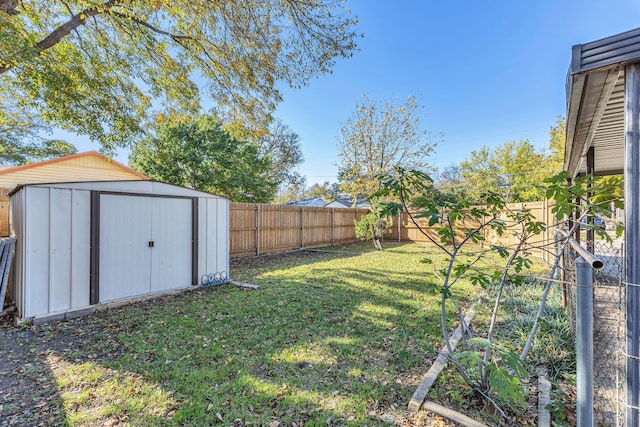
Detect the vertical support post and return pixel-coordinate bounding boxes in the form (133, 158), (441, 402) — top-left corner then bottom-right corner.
(355, 208), (359, 243)
(626, 62), (640, 427)
(301, 207), (305, 249)
(398, 212), (401, 242)
(575, 191), (581, 244)
(586, 147), (595, 254)
(255, 204), (260, 256)
(576, 256), (594, 427)
(563, 178), (572, 309)
(331, 208), (335, 246)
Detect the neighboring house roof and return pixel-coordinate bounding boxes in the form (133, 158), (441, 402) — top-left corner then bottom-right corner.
(286, 197), (327, 207)
(0, 151), (149, 191)
(325, 196), (370, 209)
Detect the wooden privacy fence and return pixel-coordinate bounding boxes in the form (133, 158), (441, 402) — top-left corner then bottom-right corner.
(389, 200), (555, 262)
(230, 200), (555, 261)
(230, 203), (370, 258)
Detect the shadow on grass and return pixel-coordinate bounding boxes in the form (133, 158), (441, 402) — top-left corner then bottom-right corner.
(0, 243), (479, 426)
(0, 326), (69, 426)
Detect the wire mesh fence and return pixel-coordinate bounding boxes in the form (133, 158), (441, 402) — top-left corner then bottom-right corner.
(564, 238), (625, 426)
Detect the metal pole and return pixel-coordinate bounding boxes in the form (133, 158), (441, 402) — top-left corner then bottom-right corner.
(586, 147), (595, 253)
(576, 256), (594, 427)
(626, 62), (640, 427)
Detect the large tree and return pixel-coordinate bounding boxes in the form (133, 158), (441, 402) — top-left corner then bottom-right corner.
(337, 95), (438, 199)
(129, 115), (277, 202)
(547, 116), (565, 173)
(0, 139), (78, 166)
(0, 1), (359, 150)
(459, 140), (548, 203)
(258, 119), (304, 187)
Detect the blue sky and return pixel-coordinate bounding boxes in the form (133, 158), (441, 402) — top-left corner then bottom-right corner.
(68, 0), (640, 187)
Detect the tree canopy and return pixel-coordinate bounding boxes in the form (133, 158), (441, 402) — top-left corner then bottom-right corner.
(337, 95), (438, 200)
(0, 1), (359, 150)
(0, 136), (77, 166)
(458, 140), (548, 203)
(129, 115), (277, 202)
(257, 119), (304, 188)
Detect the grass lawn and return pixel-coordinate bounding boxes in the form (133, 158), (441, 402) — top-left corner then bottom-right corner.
(0, 241), (569, 426)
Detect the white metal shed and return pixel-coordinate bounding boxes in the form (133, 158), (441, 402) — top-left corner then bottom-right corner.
(9, 180), (229, 322)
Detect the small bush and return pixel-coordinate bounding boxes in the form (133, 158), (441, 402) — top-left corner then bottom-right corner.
(354, 213), (392, 250)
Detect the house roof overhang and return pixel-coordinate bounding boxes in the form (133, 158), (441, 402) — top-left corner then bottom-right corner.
(565, 27), (640, 178)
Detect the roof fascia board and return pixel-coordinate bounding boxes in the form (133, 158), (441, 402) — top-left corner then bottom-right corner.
(565, 73), (587, 177)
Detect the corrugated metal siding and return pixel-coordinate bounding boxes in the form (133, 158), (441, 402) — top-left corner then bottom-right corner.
(50, 188), (72, 312)
(9, 189), (25, 315)
(16, 187), (92, 318)
(71, 190), (91, 308)
(216, 199), (229, 274)
(575, 27), (640, 73)
(197, 198), (208, 281)
(25, 187), (50, 317)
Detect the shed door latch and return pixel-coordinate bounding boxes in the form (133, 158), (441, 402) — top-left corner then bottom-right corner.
(148, 241), (154, 247)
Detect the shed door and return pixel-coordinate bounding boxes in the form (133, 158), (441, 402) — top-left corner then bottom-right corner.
(99, 194), (192, 303)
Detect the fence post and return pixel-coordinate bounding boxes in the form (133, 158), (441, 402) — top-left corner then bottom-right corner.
(398, 212), (401, 242)
(255, 204), (260, 256)
(331, 208), (335, 246)
(576, 256), (594, 427)
(300, 207), (305, 249)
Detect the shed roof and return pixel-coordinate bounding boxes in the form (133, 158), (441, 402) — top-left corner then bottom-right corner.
(12, 180), (227, 200)
(565, 27), (640, 177)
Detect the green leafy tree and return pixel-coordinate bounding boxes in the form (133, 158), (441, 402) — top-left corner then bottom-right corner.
(435, 164), (469, 203)
(258, 119), (305, 188)
(459, 140), (547, 203)
(0, 137), (77, 165)
(274, 179), (307, 205)
(354, 200), (392, 250)
(304, 181), (337, 202)
(129, 116), (277, 202)
(337, 94), (439, 200)
(0, 1), (359, 150)
(274, 180), (338, 205)
(375, 167), (623, 417)
(547, 116), (566, 173)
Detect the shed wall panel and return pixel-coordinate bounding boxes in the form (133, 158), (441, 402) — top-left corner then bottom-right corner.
(9, 190), (25, 314)
(198, 198), (207, 280)
(206, 198), (220, 274)
(71, 190), (91, 308)
(217, 199), (229, 274)
(50, 189), (72, 312)
(25, 187), (51, 317)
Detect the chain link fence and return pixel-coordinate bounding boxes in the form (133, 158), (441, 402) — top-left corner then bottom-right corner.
(564, 238), (625, 426)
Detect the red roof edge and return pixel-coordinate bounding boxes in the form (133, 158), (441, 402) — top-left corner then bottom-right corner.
(0, 151), (150, 180)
